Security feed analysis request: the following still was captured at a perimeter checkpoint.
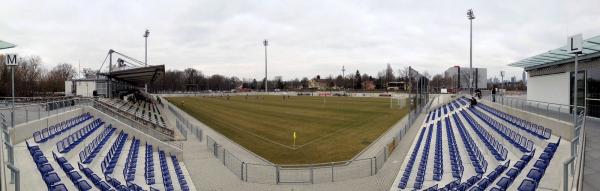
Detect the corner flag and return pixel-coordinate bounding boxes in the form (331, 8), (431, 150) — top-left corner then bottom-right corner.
(293, 131), (297, 147)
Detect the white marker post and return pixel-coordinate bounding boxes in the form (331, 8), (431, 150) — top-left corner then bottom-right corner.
(4, 53), (17, 183)
(567, 34), (583, 176)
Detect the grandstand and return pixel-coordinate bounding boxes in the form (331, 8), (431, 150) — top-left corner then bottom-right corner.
(95, 93), (171, 138)
(392, 96), (572, 191)
(15, 110), (194, 191)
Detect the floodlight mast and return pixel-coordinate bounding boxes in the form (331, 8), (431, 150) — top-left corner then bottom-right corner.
(144, 29), (150, 92)
(467, 9), (475, 94)
(264, 39), (268, 93)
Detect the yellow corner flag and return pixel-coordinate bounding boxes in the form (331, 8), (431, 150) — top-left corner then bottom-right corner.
(293, 131), (297, 147)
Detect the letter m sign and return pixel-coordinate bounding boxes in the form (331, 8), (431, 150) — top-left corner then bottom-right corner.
(4, 54), (18, 66)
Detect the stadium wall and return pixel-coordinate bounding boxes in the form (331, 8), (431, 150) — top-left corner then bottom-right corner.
(9, 108), (82, 144)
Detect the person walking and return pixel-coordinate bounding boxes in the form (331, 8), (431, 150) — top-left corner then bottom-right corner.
(492, 87), (497, 102)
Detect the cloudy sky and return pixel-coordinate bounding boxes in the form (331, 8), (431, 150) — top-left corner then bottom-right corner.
(1, 0), (599, 81)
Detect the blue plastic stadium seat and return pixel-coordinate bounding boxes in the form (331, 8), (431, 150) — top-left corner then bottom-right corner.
(76, 180), (93, 191)
(477, 178), (491, 188)
(496, 177), (512, 190)
(527, 168), (544, 182)
(506, 168), (519, 179)
(514, 161), (526, 170)
(43, 172), (61, 187)
(68, 171), (82, 182)
(540, 152), (553, 161)
(518, 179), (537, 191)
(39, 163), (54, 175)
(534, 160), (548, 169)
(50, 183), (68, 191)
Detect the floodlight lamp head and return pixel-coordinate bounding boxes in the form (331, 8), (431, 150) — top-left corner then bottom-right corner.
(263, 39), (268, 46)
(144, 29), (150, 37)
(467, 9), (475, 20)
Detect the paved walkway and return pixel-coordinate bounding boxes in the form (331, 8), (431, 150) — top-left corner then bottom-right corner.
(582, 117), (600, 191)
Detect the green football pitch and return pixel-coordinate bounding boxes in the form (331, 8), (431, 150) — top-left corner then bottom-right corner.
(166, 95), (408, 164)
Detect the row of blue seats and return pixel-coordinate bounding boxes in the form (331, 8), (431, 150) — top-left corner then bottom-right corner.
(459, 110), (508, 161)
(123, 138), (141, 182)
(34, 113), (93, 143)
(78, 162), (114, 191)
(80, 125), (116, 164)
(414, 124), (434, 189)
(487, 149), (537, 190)
(431, 174), (482, 191)
(145, 143), (156, 185)
(57, 118), (104, 153)
(445, 116), (464, 179)
(457, 98), (467, 106)
(476, 103), (551, 139)
(452, 113), (488, 174)
(397, 126), (428, 189)
(170, 155), (190, 191)
(101, 131), (128, 174)
(470, 107), (534, 153)
(106, 167), (150, 191)
(426, 111), (431, 123)
(53, 151), (93, 191)
(433, 121), (443, 181)
(448, 102), (455, 111)
(470, 160), (512, 190)
(517, 138), (561, 191)
(25, 141), (68, 190)
(452, 100), (461, 109)
(159, 150), (176, 191)
(443, 104), (448, 115)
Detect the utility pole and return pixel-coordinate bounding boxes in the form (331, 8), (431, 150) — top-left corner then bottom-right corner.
(467, 9), (475, 94)
(264, 39), (268, 94)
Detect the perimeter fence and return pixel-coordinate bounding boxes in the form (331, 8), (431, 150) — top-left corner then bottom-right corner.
(169, 104), (203, 142)
(204, 95), (434, 184)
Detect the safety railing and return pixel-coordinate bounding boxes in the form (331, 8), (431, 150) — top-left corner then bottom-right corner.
(482, 94), (584, 124)
(89, 100), (183, 150)
(563, 99), (590, 191)
(170, 105), (203, 142)
(1, 112), (20, 191)
(0, 98), (84, 126)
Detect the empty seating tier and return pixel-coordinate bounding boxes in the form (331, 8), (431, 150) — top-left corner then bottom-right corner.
(34, 112), (93, 143)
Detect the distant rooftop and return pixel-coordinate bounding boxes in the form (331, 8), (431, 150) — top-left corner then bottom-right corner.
(0, 40), (16, 50)
(509, 35), (600, 70)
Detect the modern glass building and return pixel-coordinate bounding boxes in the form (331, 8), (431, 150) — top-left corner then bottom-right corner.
(509, 35), (600, 118)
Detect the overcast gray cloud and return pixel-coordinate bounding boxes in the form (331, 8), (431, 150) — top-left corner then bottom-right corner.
(1, 0), (599, 81)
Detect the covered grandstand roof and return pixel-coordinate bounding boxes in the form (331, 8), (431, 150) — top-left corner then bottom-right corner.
(0, 40), (16, 50)
(103, 65), (165, 86)
(509, 35), (600, 70)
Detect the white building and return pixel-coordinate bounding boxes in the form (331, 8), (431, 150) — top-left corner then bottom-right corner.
(509, 34), (600, 118)
(65, 79), (108, 97)
(444, 66), (487, 90)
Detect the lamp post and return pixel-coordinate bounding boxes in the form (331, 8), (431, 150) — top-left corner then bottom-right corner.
(467, 9), (475, 95)
(144, 29), (150, 92)
(263, 39), (268, 93)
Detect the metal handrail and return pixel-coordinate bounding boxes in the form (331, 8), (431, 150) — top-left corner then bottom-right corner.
(5, 163), (19, 191)
(90, 101), (182, 149)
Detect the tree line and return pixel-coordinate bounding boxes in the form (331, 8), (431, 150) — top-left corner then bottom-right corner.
(149, 63), (429, 92)
(0, 55), (77, 97)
